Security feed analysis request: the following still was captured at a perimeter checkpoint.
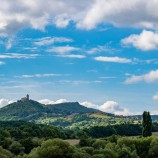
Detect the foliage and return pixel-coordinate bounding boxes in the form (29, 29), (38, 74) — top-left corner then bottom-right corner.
(142, 111), (152, 137)
(27, 139), (89, 158)
(83, 124), (142, 138)
(0, 146), (13, 158)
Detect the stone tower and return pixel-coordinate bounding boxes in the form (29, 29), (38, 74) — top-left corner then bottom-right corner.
(26, 94), (29, 100)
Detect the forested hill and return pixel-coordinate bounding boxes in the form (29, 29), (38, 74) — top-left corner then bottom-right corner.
(46, 102), (99, 114)
(0, 99), (101, 121)
(1, 98), (158, 129)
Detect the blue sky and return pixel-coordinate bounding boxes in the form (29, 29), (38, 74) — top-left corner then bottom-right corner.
(0, 0), (158, 115)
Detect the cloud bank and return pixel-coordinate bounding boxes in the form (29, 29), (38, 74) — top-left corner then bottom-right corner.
(1, 0), (158, 36)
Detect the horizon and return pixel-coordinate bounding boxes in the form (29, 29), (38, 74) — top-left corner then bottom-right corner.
(1, 0), (158, 115)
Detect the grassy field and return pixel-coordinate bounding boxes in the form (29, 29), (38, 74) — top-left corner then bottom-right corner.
(152, 132), (158, 137)
(90, 113), (111, 119)
(65, 139), (80, 145)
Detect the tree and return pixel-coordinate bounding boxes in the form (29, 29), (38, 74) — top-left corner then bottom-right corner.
(28, 138), (88, 158)
(148, 138), (158, 158)
(0, 146), (13, 158)
(142, 111), (152, 137)
(9, 141), (24, 155)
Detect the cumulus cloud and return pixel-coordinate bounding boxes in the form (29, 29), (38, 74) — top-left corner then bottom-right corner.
(94, 56), (132, 63)
(77, 0), (158, 30)
(1, 0), (158, 35)
(125, 70), (158, 84)
(47, 46), (80, 54)
(0, 99), (15, 108)
(39, 99), (68, 105)
(80, 101), (98, 109)
(34, 37), (73, 46)
(80, 100), (130, 116)
(0, 0), (91, 36)
(122, 30), (158, 51)
(99, 101), (129, 115)
(153, 94), (158, 101)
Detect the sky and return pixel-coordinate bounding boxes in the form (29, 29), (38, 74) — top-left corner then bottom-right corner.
(0, 0), (158, 115)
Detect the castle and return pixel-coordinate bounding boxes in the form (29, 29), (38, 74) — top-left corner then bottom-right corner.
(21, 94), (29, 102)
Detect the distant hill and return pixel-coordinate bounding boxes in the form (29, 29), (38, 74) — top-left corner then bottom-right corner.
(0, 97), (100, 122)
(1, 96), (158, 129)
(0, 100), (47, 121)
(46, 102), (99, 114)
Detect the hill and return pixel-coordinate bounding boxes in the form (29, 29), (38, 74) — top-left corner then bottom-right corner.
(0, 99), (47, 121)
(46, 102), (99, 114)
(1, 96), (158, 129)
(0, 96), (101, 123)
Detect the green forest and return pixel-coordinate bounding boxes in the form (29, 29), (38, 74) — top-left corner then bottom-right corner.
(1, 112), (158, 158)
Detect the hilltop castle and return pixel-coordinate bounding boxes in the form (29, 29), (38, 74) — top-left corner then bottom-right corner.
(20, 94), (29, 102)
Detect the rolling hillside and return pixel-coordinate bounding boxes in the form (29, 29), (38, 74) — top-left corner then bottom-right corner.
(0, 97), (158, 129)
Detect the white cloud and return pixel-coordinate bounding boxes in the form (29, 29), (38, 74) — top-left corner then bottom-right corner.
(77, 0), (158, 30)
(125, 70), (158, 84)
(80, 100), (130, 116)
(0, 99), (15, 108)
(1, 0), (158, 35)
(153, 94), (158, 101)
(86, 44), (115, 54)
(39, 99), (68, 105)
(99, 101), (129, 115)
(54, 14), (71, 28)
(80, 101), (98, 109)
(47, 46), (80, 54)
(94, 56), (132, 63)
(122, 30), (158, 51)
(34, 37), (73, 46)
(0, 53), (39, 59)
(19, 73), (61, 78)
(59, 54), (86, 59)
(150, 111), (158, 115)
(0, 0), (91, 35)
(38, 99), (55, 105)
(55, 99), (68, 104)
(59, 80), (101, 85)
(0, 61), (5, 65)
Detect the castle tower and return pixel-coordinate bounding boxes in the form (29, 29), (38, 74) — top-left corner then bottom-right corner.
(26, 94), (29, 100)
